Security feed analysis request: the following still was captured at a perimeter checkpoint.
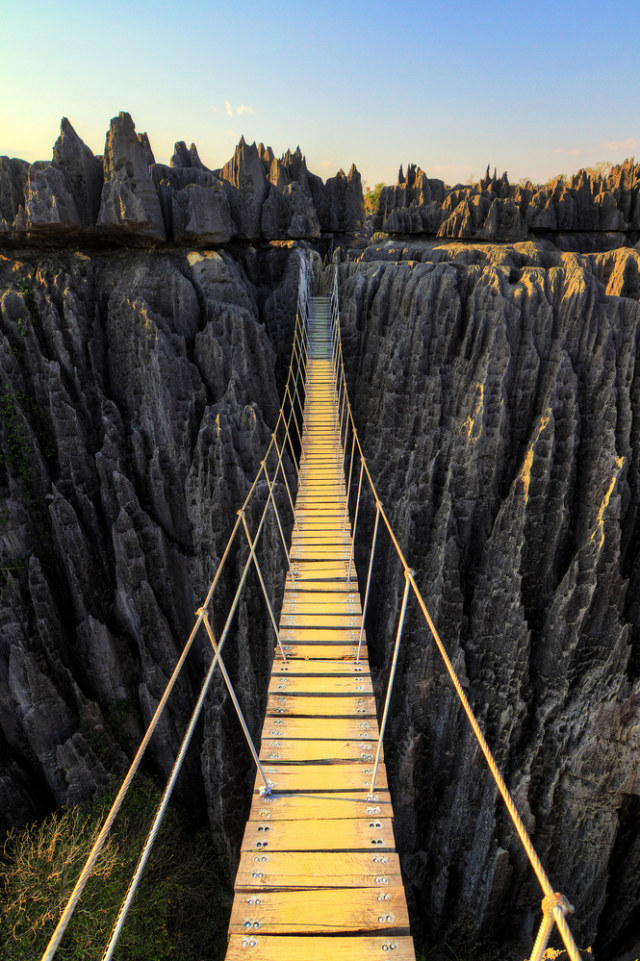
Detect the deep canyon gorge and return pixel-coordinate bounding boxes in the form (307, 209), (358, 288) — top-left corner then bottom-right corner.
(2, 113), (640, 960)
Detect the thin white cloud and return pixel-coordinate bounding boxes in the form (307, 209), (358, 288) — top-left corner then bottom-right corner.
(604, 137), (637, 153)
(236, 104), (255, 116)
(553, 147), (585, 156)
(225, 101), (233, 117)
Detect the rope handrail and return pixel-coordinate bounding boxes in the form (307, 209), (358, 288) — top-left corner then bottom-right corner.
(326, 263), (582, 961)
(41, 250), (313, 961)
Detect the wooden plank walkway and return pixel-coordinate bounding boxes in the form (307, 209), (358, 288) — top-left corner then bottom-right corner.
(225, 297), (415, 961)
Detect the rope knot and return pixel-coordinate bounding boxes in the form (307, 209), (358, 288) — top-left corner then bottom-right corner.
(542, 892), (574, 917)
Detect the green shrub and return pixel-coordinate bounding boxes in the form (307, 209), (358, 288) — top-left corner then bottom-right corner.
(364, 182), (385, 215)
(0, 778), (232, 960)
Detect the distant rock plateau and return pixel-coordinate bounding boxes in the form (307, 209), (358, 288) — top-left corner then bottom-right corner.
(373, 161), (640, 245)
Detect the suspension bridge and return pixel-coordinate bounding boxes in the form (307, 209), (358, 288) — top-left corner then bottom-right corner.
(41, 254), (582, 961)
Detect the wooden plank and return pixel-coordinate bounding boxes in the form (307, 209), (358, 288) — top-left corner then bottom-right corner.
(291, 531), (352, 538)
(280, 627), (360, 641)
(241, 817), (395, 853)
(266, 694), (376, 716)
(294, 519), (347, 526)
(261, 716), (377, 741)
(249, 791), (392, 822)
(268, 675), (373, 695)
(285, 578), (354, 592)
(290, 543), (353, 551)
(281, 602), (361, 616)
(254, 765), (387, 794)
(282, 593), (360, 606)
(259, 739), (379, 763)
(236, 849), (400, 886)
(276, 644), (368, 659)
(290, 551), (353, 561)
(228, 886), (410, 934)
(280, 613), (362, 628)
(226, 934), (416, 961)
(272, 659), (369, 676)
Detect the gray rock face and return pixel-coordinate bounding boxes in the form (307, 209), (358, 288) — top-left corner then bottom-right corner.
(0, 115), (365, 245)
(221, 137), (269, 240)
(260, 148), (321, 240)
(0, 156), (29, 234)
(152, 164), (235, 244)
(97, 112), (166, 242)
(373, 161), (640, 242)
(24, 161), (81, 235)
(171, 141), (206, 170)
(339, 241), (640, 958)
(319, 164), (365, 233)
(0, 246), (300, 853)
(53, 117), (103, 227)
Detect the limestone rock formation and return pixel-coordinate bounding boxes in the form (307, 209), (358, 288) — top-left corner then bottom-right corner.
(0, 157), (29, 235)
(373, 161), (640, 243)
(221, 136), (269, 241)
(319, 164), (365, 233)
(24, 161), (81, 236)
(338, 240), (640, 959)
(0, 115), (365, 245)
(53, 117), (103, 227)
(97, 112), (166, 242)
(0, 245), (302, 850)
(171, 140), (207, 170)
(374, 164), (446, 234)
(260, 147), (321, 240)
(152, 164), (235, 244)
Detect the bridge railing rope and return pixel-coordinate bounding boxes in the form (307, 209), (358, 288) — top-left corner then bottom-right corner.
(326, 261), (582, 961)
(40, 251), (313, 961)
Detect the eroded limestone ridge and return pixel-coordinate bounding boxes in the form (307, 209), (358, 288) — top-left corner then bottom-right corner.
(373, 161), (640, 244)
(340, 239), (640, 959)
(0, 113), (365, 246)
(0, 243), (304, 864)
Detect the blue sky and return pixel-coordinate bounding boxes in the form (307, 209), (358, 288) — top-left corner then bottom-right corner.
(2, 0), (639, 188)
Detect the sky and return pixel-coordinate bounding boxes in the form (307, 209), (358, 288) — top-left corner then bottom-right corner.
(1, 0), (640, 190)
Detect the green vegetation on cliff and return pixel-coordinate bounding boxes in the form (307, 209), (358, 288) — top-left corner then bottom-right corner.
(0, 778), (232, 960)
